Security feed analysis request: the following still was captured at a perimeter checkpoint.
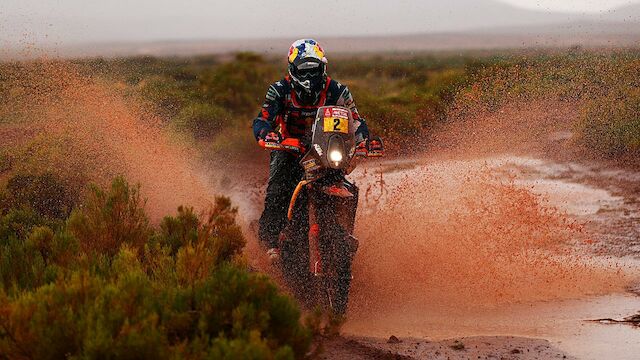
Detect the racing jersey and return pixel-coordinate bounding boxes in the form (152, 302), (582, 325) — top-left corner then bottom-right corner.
(252, 76), (369, 144)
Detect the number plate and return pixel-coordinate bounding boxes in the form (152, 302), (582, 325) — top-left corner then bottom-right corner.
(323, 117), (348, 133)
(322, 108), (350, 134)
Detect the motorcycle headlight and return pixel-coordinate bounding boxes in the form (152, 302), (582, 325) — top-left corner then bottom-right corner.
(326, 134), (347, 169)
(329, 149), (343, 163)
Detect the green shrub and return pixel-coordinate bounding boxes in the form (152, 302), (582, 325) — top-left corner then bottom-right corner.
(171, 198), (245, 286)
(0, 177), (311, 359)
(0, 263), (166, 360)
(157, 198), (244, 263)
(1, 172), (78, 219)
(0, 223), (78, 293)
(8, 134), (92, 196)
(0, 152), (10, 174)
(453, 52), (640, 116)
(199, 53), (279, 114)
(578, 88), (640, 156)
(174, 102), (227, 138)
(351, 66), (468, 139)
(157, 205), (200, 256)
(0, 232), (46, 292)
(0, 206), (45, 241)
(136, 75), (193, 118)
(187, 264), (309, 358)
(67, 176), (151, 256)
(202, 196), (245, 265)
(0, 250), (309, 359)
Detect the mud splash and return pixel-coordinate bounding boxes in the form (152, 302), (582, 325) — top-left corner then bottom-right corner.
(345, 156), (631, 334)
(0, 60), (215, 221)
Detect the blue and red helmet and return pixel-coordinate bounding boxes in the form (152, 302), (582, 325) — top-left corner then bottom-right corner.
(287, 39), (328, 105)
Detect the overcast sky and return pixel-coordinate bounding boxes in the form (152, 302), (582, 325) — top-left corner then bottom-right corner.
(1, 0), (638, 45)
(502, 0), (634, 12)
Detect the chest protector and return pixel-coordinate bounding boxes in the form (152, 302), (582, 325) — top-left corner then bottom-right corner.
(277, 79), (331, 142)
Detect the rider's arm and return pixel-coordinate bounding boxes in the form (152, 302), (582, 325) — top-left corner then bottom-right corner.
(252, 82), (285, 141)
(336, 85), (370, 143)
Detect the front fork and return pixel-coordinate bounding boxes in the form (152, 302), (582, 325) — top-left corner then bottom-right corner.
(293, 180), (359, 276)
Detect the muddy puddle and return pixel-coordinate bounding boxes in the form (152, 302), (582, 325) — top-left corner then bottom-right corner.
(343, 155), (640, 360)
(346, 293), (640, 360)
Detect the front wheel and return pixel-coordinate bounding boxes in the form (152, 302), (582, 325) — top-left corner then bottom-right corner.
(311, 182), (359, 315)
(318, 216), (354, 315)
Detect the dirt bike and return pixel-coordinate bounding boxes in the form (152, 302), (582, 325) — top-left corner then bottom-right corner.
(259, 105), (383, 315)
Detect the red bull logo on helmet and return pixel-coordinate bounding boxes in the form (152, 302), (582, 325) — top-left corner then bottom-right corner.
(288, 39), (327, 64)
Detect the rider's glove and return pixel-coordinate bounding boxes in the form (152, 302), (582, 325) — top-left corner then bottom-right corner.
(367, 137), (385, 157)
(267, 247), (280, 264)
(355, 140), (368, 157)
(261, 132), (282, 143)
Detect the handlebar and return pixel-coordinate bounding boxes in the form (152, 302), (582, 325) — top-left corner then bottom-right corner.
(259, 136), (384, 158)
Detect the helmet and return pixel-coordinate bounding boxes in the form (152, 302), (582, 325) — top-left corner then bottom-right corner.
(287, 39), (327, 105)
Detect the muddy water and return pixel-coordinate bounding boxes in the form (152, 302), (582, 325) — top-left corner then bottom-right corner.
(344, 155), (640, 360)
(347, 293), (640, 360)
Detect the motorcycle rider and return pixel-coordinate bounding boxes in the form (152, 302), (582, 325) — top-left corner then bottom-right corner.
(252, 39), (370, 269)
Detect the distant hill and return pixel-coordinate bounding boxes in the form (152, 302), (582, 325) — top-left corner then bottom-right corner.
(2, 0), (640, 59)
(44, 31), (639, 60)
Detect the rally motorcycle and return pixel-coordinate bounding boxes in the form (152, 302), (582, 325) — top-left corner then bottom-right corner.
(259, 105), (383, 315)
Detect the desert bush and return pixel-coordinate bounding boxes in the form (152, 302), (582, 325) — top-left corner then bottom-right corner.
(156, 198), (244, 262)
(157, 205), (199, 255)
(0, 177), (311, 359)
(174, 102), (227, 138)
(449, 51), (640, 157)
(136, 74), (193, 118)
(453, 52), (640, 114)
(0, 232), (46, 292)
(1, 172), (78, 219)
(0, 206), (45, 241)
(187, 264), (309, 357)
(128, 54), (272, 140)
(0, 152), (10, 174)
(578, 87), (640, 156)
(351, 66), (468, 139)
(202, 196), (245, 264)
(0, 261), (166, 360)
(0, 246), (309, 360)
(0, 172), (82, 292)
(67, 176), (151, 256)
(199, 52), (279, 114)
(165, 198), (245, 286)
(0, 221), (79, 292)
(7, 134), (92, 201)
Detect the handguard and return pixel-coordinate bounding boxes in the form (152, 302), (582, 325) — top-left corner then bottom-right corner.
(354, 136), (385, 158)
(367, 137), (385, 158)
(258, 137), (305, 154)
